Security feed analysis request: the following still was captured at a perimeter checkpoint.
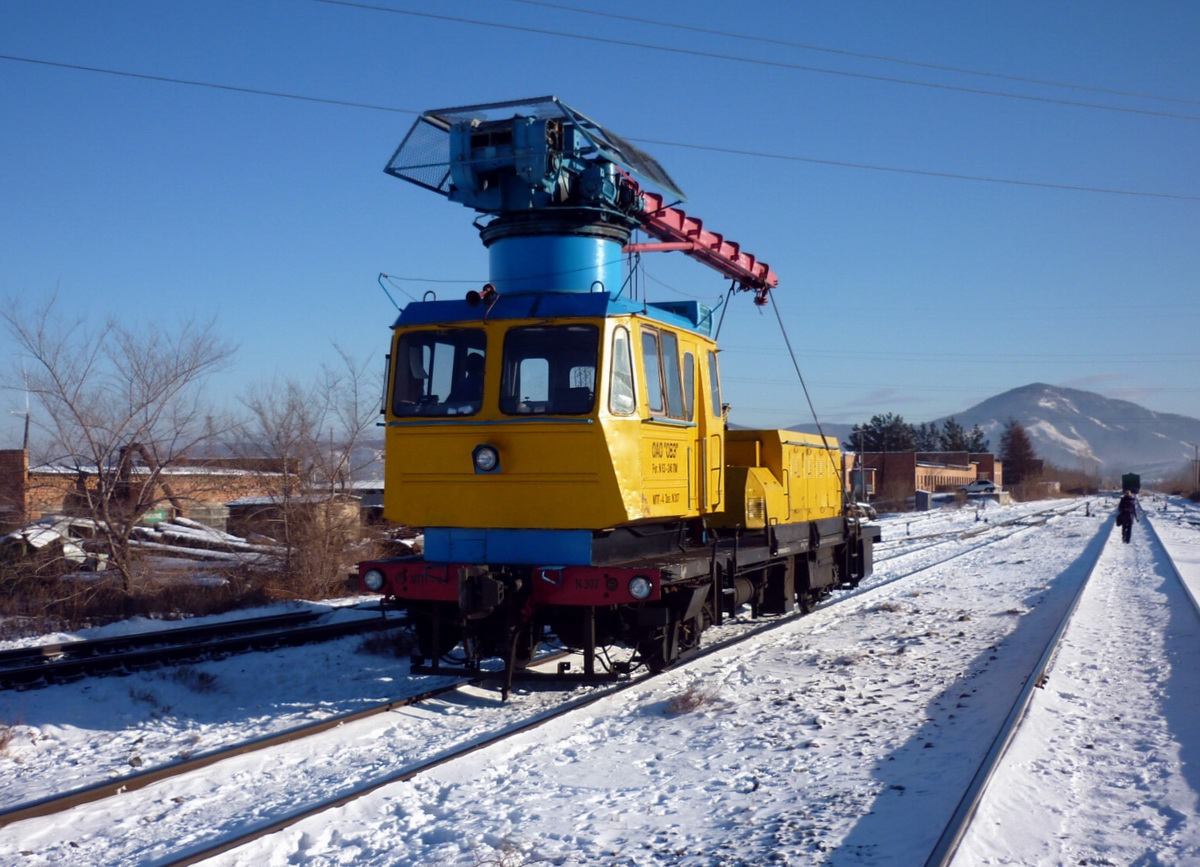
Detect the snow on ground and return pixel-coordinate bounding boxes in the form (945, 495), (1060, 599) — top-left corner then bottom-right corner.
(1, 496), (1198, 866)
(954, 506), (1200, 865)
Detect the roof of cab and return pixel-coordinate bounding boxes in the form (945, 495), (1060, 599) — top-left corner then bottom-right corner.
(393, 292), (715, 337)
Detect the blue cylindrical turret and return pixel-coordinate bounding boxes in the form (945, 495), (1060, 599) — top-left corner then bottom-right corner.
(480, 216), (631, 296)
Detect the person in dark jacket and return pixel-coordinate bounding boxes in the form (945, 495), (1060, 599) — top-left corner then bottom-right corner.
(447, 352), (485, 407)
(1116, 491), (1139, 543)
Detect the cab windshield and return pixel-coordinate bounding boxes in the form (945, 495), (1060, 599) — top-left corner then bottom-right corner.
(500, 324), (599, 416)
(392, 329), (486, 417)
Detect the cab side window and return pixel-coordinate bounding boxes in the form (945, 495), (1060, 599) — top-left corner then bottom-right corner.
(641, 329), (663, 414)
(661, 331), (684, 418)
(707, 350), (722, 417)
(641, 326), (686, 420)
(609, 326), (636, 416)
(682, 351), (695, 421)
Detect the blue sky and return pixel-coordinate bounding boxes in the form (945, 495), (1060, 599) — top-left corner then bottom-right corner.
(2, 0), (1197, 446)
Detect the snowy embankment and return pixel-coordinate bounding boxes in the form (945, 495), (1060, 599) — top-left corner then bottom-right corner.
(2, 497), (1198, 866)
(954, 504), (1200, 866)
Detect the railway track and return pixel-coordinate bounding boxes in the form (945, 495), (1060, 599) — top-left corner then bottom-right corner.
(0, 647), (603, 863)
(2, 556), (928, 864)
(873, 499), (1087, 565)
(0, 606), (390, 689)
(0, 498), (1114, 864)
(0, 672), (468, 829)
(925, 512), (1197, 866)
(856, 499), (1085, 599)
(181, 502), (1102, 865)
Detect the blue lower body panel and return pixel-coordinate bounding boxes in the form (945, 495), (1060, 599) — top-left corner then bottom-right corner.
(424, 527), (594, 566)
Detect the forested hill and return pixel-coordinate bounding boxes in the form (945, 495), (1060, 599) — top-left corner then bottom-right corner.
(782, 383), (1199, 480)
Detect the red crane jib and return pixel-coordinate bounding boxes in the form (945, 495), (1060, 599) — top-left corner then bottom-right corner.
(624, 189), (779, 293)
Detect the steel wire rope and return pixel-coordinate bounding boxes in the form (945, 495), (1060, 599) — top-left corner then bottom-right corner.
(765, 291), (847, 497)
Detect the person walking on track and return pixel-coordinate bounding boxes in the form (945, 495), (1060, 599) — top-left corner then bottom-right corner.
(1116, 491), (1139, 544)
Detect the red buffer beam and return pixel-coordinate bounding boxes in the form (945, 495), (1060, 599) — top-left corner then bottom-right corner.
(624, 189), (779, 294)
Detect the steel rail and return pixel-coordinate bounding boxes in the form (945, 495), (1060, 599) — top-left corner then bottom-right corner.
(0, 611), (393, 689)
(874, 501), (1084, 563)
(0, 648), (570, 831)
(153, 522), (1076, 866)
(0, 610), (320, 668)
(1144, 514), (1200, 616)
(922, 515), (1115, 867)
(848, 502), (1083, 604)
(0, 676), (467, 829)
(1, 501), (1091, 862)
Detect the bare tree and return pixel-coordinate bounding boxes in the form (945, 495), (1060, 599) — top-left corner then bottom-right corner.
(2, 294), (235, 593)
(232, 346), (381, 595)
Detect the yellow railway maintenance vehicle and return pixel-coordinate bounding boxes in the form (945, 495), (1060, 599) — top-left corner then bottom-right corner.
(358, 98), (879, 694)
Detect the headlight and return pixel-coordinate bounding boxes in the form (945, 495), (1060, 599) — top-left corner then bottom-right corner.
(473, 444), (500, 473)
(362, 568), (385, 592)
(628, 575), (653, 600)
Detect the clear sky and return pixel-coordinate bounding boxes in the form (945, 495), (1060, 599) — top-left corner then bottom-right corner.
(2, 0), (1197, 446)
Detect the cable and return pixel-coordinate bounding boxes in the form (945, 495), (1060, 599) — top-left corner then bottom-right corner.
(764, 291), (846, 493)
(310, 1), (1200, 124)
(636, 138), (1200, 202)
(377, 273), (414, 307)
(4, 52), (1195, 200)
(0, 53), (418, 114)
(2, 52), (1195, 201)
(502, 0), (1200, 108)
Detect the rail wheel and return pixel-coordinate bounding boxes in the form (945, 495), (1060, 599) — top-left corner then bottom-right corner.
(506, 623), (537, 670)
(637, 611), (703, 674)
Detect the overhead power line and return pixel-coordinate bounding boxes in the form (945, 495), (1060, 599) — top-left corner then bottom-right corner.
(637, 138), (1200, 200)
(0, 53), (419, 114)
(2, 53), (1196, 202)
(310, 0), (1200, 124)
(504, 0), (1200, 108)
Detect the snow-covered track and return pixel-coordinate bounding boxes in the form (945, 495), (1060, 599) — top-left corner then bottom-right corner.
(1144, 511), (1200, 617)
(0, 674), (476, 831)
(926, 512), (1197, 866)
(0, 608), (388, 689)
(0, 646), (570, 844)
(874, 500), (1084, 566)
(157, 674), (626, 866)
(854, 500), (1084, 604)
(42, 613), (860, 863)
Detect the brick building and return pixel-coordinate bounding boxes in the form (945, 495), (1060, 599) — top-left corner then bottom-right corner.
(0, 448), (293, 533)
(851, 451), (1004, 504)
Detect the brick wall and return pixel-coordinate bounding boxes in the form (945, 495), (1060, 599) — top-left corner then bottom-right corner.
(855, 450), (1006, 502)
(0, 449), (28, 530)
(0, 449), (296, 532)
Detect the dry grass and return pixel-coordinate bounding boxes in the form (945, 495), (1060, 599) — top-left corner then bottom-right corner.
(666, 681), (720, 714)
(470, 838), (565, 866)
(0, 512), (396, 640)
(168, 666), (219, 694)
(357, 628), (415, 658)
(0, 548), (362, 640)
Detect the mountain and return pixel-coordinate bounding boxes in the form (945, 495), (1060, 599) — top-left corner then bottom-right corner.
(941, 383), (1200, 480)
(781, 383), (1198, 481)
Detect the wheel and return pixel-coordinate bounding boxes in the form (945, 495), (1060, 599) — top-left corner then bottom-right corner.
(637, 613), (703, 673)
(507, 623), (537, 670)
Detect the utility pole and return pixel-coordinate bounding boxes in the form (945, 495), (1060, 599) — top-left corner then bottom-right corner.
(1188, 441), (1200, 492)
